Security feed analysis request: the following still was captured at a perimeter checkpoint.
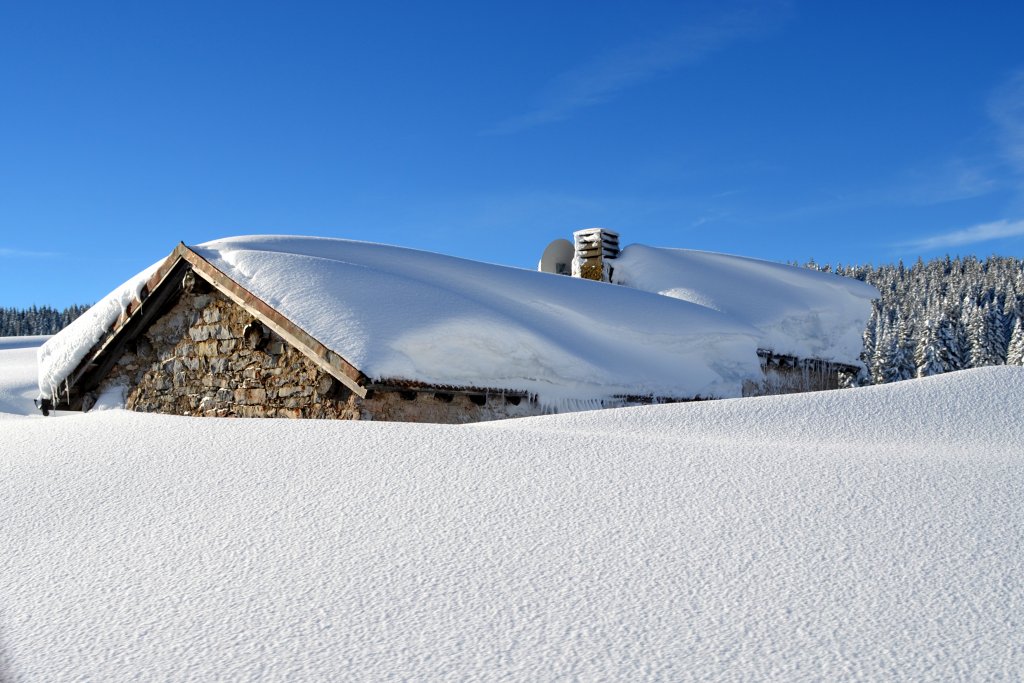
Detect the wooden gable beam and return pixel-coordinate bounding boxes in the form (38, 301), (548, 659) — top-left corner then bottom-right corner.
(177, 245), (369, 398)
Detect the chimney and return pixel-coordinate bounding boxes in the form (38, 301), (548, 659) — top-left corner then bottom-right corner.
(572, 228), (620, 282)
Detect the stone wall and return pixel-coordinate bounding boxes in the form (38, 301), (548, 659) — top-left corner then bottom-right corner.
(92, 287), (543, 423)
(360, 387), (540, 423)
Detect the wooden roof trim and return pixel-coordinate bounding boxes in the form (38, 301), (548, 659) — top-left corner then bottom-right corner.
(178, 245), (369, 398)
(59, 244), (194, 406)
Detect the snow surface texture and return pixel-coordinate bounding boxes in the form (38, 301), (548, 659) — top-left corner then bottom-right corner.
(38, 236), (764, 407)
(3, 345), (1023, 681)
(613, 244), (879, 362)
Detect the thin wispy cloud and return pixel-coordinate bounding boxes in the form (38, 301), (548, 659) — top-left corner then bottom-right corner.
(892, 158), (1001, 206)
(901, 219), (1024, 251)
(485, 3), (791, 135)
(989, 69), (1024, 173)
(0, 247), (63, 258)
(774, 70), (1024, 225)
(769, 155), (1004, 224)
(691, 208), (734, 228)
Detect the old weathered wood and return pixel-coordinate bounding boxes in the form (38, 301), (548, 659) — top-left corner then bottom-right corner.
(367, 379), (531, 400)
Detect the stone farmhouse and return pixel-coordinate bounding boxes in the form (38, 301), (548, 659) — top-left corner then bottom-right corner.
(37, 233), (877, 423)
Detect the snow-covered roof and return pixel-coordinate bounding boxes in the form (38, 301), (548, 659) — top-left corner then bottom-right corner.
(613, 244), (879, 363)
(39, 236), (764, 407)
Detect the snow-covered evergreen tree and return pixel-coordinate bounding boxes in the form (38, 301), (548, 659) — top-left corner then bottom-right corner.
(915, 319), (946, 378)
(968, 302), (1008, 366)
(874, 313), (915, 383)
(937, 311), (967, 372)
(988, 302), (1009, 362)
(1008, 318), (1024, 366)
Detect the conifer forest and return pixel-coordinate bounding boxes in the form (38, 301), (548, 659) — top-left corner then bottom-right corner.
(808, 254), (1024, 383)
(4, 253), (1024, 384)
(0, 304), (90, 337)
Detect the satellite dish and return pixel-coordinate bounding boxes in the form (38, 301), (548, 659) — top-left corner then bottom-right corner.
(539, 238), (574, 275)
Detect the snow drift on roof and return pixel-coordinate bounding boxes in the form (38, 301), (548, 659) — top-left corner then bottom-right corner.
(39, 236), (764, 406)
(613, 244), (879, 363)
(37, 262), (161, 401)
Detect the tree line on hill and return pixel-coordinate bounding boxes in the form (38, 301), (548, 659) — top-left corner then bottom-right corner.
(0, 304), (91, 337)
(4, 253), (1024, 386)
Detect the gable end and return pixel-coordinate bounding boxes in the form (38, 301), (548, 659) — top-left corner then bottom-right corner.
(49, 243), (369, 411)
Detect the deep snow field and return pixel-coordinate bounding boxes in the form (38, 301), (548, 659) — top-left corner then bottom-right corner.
(2, 337), (1023, 681)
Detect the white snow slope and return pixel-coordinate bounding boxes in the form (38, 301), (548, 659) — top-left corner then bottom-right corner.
(37, 236), (763, 407)
(614, 244), (879, 362)
(3, 344), (1023, 681)
(0, 336), (48, 418)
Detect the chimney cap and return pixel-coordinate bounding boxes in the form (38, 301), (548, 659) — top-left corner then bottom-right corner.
(573, 227), (619, 239)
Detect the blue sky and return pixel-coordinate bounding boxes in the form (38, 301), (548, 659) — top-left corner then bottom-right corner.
(3, 0), (1024, 308)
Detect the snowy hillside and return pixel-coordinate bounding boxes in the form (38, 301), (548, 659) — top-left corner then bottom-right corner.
(2, 339), (1023, 681)
(0, 335), (48, 417)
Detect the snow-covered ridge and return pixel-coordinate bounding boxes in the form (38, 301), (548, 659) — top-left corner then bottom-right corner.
(614, 244), (879, 362)
(0, 335), (50, 351)
(486, 365), (1024, 447)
